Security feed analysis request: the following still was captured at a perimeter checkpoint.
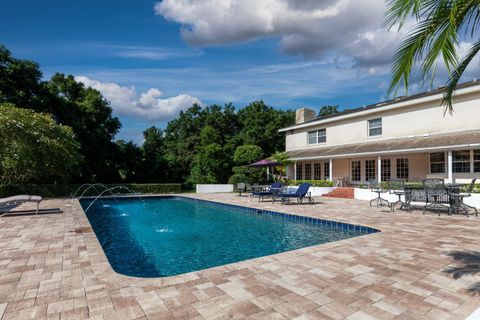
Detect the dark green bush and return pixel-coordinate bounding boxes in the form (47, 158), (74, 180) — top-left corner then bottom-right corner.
(0, 183), (181, 198)
(290, 180), (334, 187)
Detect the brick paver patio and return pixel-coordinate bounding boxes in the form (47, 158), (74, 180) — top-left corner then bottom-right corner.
(0, 193), (479, 319)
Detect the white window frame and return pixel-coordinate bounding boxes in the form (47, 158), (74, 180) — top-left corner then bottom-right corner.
(313, 163), (322, 180)
(304, 163), (312, 180)
(296, 163), (303, 180)
(381, 158), (391, 181)
(307, 131), (317, 145)
(429, 152), (446, 174)
(324, 161), (330, 180)
(368, 118), (382, 137)
(365, 159), (376, 182)
(474, 149), (480, 173)
(351, 160), (361, 183)
(396, 158), (409, 180)
(452, 150), (471, 173)
(307, 129), (326, 145)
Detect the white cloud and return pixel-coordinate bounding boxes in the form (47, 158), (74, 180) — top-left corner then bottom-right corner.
(101, 44), (204, 60)
(75, 76), (202, 121)
(154, 0), (404, 69)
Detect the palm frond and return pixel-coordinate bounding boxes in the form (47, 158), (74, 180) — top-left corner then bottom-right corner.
(387, 0), (480, 100)
(384, 0), (422, 29)
(443, 39), (480, 114)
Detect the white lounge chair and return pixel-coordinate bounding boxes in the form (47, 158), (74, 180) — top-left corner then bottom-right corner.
(0, 195), (42, 215)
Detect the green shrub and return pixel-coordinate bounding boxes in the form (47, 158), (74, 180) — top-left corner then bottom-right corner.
(289, 180), (334, 187)
(473, 184), (480, 193)
(0, 183), (181, 198)
(0, 104), (82, 184)
(463, 183), (480, 193)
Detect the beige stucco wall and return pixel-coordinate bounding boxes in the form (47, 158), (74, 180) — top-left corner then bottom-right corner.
(332, 159), (349, 181)
(291, 153), (430, 183)
(286, 91), (480, 151)
(288, 152), (478, 183)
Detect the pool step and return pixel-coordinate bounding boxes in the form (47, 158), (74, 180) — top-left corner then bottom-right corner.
(323, 187), (355, 199)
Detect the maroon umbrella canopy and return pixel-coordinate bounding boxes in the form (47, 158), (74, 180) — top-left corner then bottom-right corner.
(246, 159), (280, 167)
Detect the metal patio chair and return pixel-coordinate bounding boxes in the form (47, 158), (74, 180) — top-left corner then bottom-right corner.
(449, 178), (478, 217)
(423, 178), (450, 216)
(236, 183), (246, 196)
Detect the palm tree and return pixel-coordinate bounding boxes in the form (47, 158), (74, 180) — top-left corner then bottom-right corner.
(385, 0), (480, 113)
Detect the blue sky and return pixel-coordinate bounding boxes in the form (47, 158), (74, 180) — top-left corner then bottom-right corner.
(2, 0), (473, 143)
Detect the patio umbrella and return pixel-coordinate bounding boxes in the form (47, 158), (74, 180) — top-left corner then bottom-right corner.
(246, 159), (281, 181)
(246, 159), (280, 168)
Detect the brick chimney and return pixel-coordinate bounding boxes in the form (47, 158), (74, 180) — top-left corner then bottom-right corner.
(295, 108), (316, 124)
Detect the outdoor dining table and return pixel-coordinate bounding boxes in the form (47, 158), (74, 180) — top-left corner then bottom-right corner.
(251, 185), (270, 192)
(402, 183), (469, 213)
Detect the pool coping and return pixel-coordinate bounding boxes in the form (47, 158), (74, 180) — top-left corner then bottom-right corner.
(74, 194), (383, 287)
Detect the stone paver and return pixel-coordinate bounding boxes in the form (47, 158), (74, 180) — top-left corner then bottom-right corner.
(0, 193), (479, 319)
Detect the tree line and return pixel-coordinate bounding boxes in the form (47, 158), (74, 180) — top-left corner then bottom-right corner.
(0, 45), (294, 187)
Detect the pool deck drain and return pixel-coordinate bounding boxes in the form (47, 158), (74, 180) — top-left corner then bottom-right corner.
(0, 193), (479, 319)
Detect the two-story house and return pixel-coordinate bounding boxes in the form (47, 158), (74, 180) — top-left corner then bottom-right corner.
(280, 80), (480, 185)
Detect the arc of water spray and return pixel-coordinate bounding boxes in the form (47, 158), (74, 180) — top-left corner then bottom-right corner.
(78, 183), (112, 200)
(72, 183), (94, 199)
(83, 186), (143, 213)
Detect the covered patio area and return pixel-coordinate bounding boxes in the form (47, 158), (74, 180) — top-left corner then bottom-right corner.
(287, 130), (480, 185)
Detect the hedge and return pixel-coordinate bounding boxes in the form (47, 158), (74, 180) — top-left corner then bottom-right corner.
(364, 182), (480, 193)
(289, 180), (335, 187)
(0, 183), (182, 198)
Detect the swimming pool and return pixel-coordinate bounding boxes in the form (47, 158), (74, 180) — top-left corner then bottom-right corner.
(80, 196), (378, 277)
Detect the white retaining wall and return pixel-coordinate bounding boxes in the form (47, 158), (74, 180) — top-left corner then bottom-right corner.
(195, 184), (334, 196)
(286, 186), (335, 196)
(196, 184), (234, 193)
(354, 188), (480, 209)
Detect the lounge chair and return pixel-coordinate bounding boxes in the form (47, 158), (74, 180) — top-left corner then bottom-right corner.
(275, 182), (314, 204)
(251, 182), (283, 202)
(0, 195), (42, 215)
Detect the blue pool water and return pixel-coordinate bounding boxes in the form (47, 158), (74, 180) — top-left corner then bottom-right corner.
(80, 197), (377, 277)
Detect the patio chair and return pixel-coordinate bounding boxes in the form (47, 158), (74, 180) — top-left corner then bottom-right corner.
(449, 178), (478, 217)
(251, 182), (283, 202)
(368, 179), (389, 208)
(275, 182), (313, 205)
(423, 178), (449, 216)
(0, 195), (42, 215)
(237, 183), (246, 196)
(387, 178), (406, 212)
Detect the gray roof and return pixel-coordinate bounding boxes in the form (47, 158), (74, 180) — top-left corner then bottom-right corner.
(292, 80), (480, 127)
(287, 130), (480, 160)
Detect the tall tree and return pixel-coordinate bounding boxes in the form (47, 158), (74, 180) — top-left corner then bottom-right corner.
(385, 0), (480, 112)
(142, 126), (167, 182)
(163, 104), (240, 184)
(0, 45), (123, 182)
(46, 74), (122, 182)
(116, 140), (143, 182)
(228, 145), (264, 184)
(0, 45), (47, 111)
(237, 101), (294, 156)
